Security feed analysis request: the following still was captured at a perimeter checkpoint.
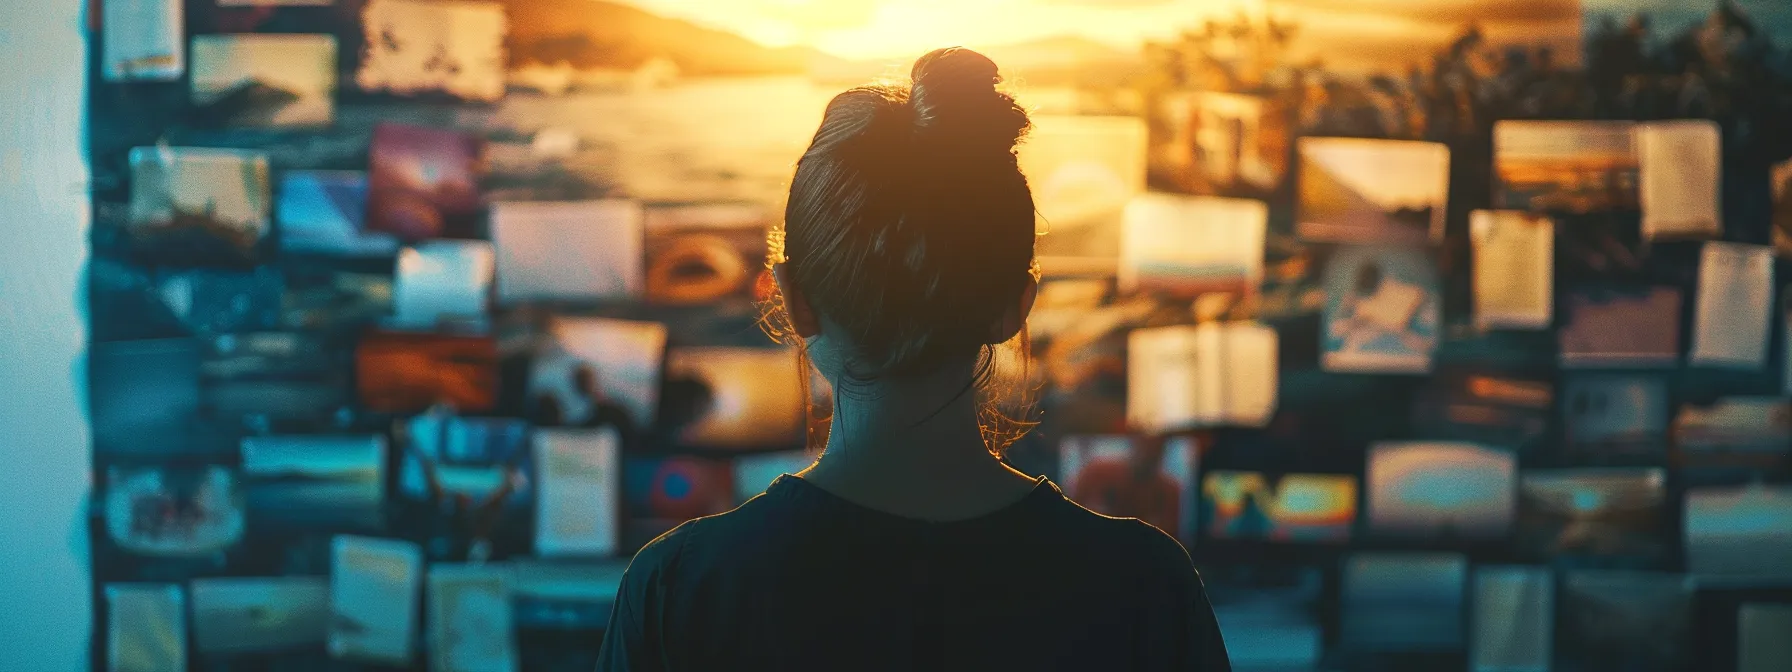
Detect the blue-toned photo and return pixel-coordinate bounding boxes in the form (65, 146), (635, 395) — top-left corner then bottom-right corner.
(1321, 245), (1440, 374)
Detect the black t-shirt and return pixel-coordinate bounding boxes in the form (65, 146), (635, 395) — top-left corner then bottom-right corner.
(597, 474), (1232, 671)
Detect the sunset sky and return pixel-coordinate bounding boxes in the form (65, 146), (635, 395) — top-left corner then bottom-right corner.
(626, 0), (1583, 70)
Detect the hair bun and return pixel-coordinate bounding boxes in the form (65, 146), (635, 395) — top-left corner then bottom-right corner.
(908, 47), (1029, 153)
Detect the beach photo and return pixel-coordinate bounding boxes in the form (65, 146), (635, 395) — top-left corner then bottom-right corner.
(1296, 137), (1450, 244)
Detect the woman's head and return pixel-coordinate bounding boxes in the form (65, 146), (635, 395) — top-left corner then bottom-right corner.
(764, 47), (1040, 447)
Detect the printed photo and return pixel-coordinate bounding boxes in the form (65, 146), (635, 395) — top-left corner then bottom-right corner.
(622, 455), (734, 547)
(643, 202), (773, 306)
(1561, 375), (1670, 457)
(240, 435), (387, 529)
(1516, 468), (1667, 564)
(530, 316), (668, 431)
(88, 338), (205, 454)
(1118, 194), (1266, 300)
(1559, 571), (1694, 671)
(1151, 91), (1289, 198)
(106, 584), (186, 672)
(189, 34), (336, 128)
(1471, 566), (1554, 672)
(367, 123), (486, 242)
(399, 409), (532, 509)
(1341, 553), (1468, 652)
(199, 331), (352, 424)
(329, 536), (423, 665)
(1408, 370), (1553, 454)
(1059, 435), (1197, 541)
(278, 171), (399, 257)
(1367, 442), (1516, 541)
(357, 0), (507, 102)
(1296, 137), (1449, 244)
(1674, 398), (1792, 462)
(1321, 245), (1440, 374)
(356, 331), (500, 414)
(390, 240), (495, 329)
(1494, 121), (1638, 213)
(102, 464), (245, 558)
(1684, 484), (1792, 580)
(189, 576), (329, 655)
(1470, 210), (1553, 330)
(494, 199), (644, 304)
(426, 565), (517, 672)
(1637, 120), (1722, 239)
(1127, 322), (1278, 432)
(662, 347), (805, 450)
(1200, 471), (1356, 543)
(127, 147), (271, 266)
(102, 0), (183, 81)
(1020, 115), (1149, 266)
(1558, 286), (1682, 368)
(511, 561), (627, 631)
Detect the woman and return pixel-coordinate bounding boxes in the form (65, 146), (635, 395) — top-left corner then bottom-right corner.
(598, 47), (1230, 671)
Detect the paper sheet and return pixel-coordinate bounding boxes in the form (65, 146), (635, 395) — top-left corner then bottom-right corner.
(1127, 322), (1277, 432)
(1471, 210), (1553, 330)
(1637, 120), (1722, 239)
(534, 428), (620, 557)
(1691, 242), (1773, 369)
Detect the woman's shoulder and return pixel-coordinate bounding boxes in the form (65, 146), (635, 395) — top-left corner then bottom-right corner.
(1042, 487), (1199, 576)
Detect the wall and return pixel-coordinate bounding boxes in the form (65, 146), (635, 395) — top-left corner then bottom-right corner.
(0, 1), (93, 670)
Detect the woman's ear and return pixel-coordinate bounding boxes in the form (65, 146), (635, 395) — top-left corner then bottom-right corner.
(773, 264), (822, 338)
(989, 276), (1038, 344)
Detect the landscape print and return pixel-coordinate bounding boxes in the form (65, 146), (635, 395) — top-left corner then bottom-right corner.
(1296, 137), (1451, 244)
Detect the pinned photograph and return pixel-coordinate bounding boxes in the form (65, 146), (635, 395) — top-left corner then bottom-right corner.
(102, 464), (244, 558)
(367, 123), (485, 242)
(399, 410), (532, 508)
(1295, 137), (1449, 244)
(622, 455), (734, 547)
(1367, 442), (1516, 541)
(1559, 287), (1682, 368)
(1409, 370), (1552, 454)
(1127, 322), (1277, 432)
(533, 427), (620, 558)
(106, 584), (186, 672)
(89, 338), (203, 452)
(1118, 194), (1266, 300)
(1470, 210), (1553, 330)
(391, 240), (495, 329)
(240, 435), (387, 529)
(1675, 398), (1792, 464)
(1151, 91), (1289, 197)
(733, 451), (815, 505)
(1637, 120), (1722, 239)
(1059, 435), (1197, 541)
(1018, 115), (1148, 267)
(356, 331), (500, 414)
(1740, 604), (1792, 672)
(199, 331), (352, 423)
(1470, 566), (1554, 672)
(190, 34), (336, 128)
(357, 0), (507, 102)
(1494, 121), (1638, 212)
(1691, 242), (1774, 369)
(1685, 483), (1792, 580)
(190, 576), (329, 655)
(1340, 553), (1468, 652)
(128, 147), (271, 266)
(1321, 245), (1439, 374)
(530, 316), (667, 431)
(1559, 571), (1694, 671)
(493, 200), (644, 304)
(642, 202), (772, 306)
(1200, 471), (1356, 543)
(1516, 468), (1667, 564)
(103, 0), (183, 81)
(278, 171), (399, 257)
(1561, 375), (1670, 457)
(329, 536), (423, 665)
(427, 565), (517, 672)
(662, 347), (805, 450)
